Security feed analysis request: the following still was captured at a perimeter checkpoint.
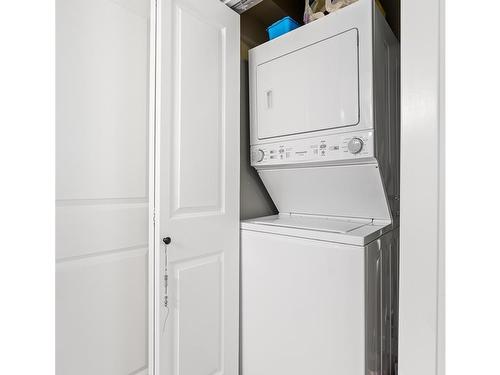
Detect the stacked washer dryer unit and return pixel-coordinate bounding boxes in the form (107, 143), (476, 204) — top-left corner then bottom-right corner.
(241, 1), (400, 375)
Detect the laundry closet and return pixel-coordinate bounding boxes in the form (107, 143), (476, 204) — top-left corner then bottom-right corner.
(153, 0), (400, 374)
(55, 0), (402, 374)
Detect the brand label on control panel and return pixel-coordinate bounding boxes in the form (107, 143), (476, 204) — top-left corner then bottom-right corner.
(251, 131), (374, 166)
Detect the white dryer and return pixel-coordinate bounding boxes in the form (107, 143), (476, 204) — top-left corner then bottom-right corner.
(248, 0), (400, 221)
(242, 0), (400, 374)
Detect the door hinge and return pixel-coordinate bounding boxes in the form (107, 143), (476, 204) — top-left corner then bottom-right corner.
(152, 209), (156, 224)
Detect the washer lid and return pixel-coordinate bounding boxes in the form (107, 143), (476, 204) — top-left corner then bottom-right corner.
(251, 215), (371, 234)
(241, 214), (392, 246)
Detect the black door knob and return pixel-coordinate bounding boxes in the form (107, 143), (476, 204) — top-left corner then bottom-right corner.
(163, 237), (171, 245)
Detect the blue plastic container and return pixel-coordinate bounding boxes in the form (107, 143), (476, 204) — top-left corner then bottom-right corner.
(266, 16), (300, 40)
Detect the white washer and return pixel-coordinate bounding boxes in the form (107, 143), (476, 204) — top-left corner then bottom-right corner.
(241, 215), (399, 375)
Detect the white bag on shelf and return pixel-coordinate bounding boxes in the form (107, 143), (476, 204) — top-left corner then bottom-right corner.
(304, 0), (359, 24)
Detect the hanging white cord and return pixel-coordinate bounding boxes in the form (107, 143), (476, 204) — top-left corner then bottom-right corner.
(162, 244), (170, 332)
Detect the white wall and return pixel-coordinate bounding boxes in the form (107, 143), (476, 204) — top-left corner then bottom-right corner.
(399, 0), (444, 374)
(56, 1), (150, 374)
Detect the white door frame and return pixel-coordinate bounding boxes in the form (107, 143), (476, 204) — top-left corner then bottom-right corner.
(148, 0), (158, 373)
(399, 0), (445, 374)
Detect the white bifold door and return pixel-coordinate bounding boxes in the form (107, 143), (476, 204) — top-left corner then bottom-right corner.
(154, 1), (240, 375)
(56, 0), (150, 374)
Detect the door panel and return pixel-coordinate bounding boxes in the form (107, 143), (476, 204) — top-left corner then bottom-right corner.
(156, 1), (239, 374)
(256, 29), (359, 139)
(56, 248), (148, 375)
(56, 0), (149, 201)
(171, 5), (225, 217)
(176, 255), (223, 375)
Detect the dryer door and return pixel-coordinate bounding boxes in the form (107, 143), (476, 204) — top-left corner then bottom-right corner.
(256, 28), (360, 140)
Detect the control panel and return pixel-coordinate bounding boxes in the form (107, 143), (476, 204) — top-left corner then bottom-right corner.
(251, 131), (374, 166)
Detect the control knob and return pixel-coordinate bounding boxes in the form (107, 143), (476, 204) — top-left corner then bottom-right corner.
(253, 149), (265, 163)
(347, 137), (364, 154)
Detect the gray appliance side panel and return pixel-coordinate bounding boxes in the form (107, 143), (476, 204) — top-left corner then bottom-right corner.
(389, 227), (400, 373)
(373, 9), (400, 219)
(365, 228), (400, 375)
(365, 236), (381, 375)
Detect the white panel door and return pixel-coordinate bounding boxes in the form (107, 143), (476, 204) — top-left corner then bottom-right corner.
(155, 1), (239, 375)
(256, 29), (359, 139)
(56, 0), (150, 374)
